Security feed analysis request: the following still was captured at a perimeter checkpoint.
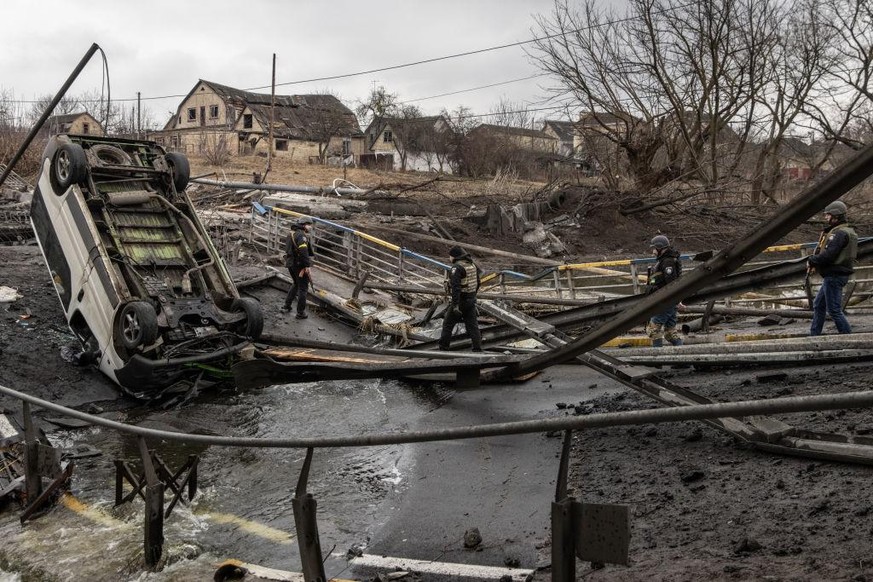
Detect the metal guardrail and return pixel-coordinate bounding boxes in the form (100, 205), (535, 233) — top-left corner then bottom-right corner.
(4, 381), (873, 578)
(248, 202), (871, 311)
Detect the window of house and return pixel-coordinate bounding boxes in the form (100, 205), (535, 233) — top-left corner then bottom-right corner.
(82, 123), (90, 135)
(275, 139), (288, 151)
(209, 105), (219, 119)
(243, 114), (253, 129)
(342, 138), (351, 156)
(187, 108), (196, 122)
(383, 130), (393, 143)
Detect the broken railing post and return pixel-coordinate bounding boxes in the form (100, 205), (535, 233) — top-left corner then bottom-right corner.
(22, 402), (42, 503)
(702, 300), (716, 333)
(552, 498), (577, 582)
(138, 437), (164, 568)
(293, 447), (326, 582)
(552, 430), (576, 582)
(352, 271), (370, 300)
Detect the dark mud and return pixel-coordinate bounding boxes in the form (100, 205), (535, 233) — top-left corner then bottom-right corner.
(4, 243), (873, 581)
(556, 364), (873, 581)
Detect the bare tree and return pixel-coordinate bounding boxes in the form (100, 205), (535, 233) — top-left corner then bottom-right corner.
(799, 0), (873, 150)
(489, 98), (537, 130)
(355, 85), (399, 129)
(307, 95), (359, 164)
(385, 104), (425, 171)
(440, 106), (478, 176)
(529, 0), (865, 203)
(27, 94), (82, 127)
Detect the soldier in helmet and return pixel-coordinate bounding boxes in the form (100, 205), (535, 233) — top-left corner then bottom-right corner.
(439, 246), (483, 352)
(282, 216), (315, 319)
(808, 200), (857, 335)
(646, 234), (683, 347)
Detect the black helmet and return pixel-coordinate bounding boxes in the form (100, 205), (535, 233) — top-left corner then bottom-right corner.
(297, 216), (314, 227)
(449, 246), (467, 259)
(824, 201), (847, 217)
(650, 235), (670, 250)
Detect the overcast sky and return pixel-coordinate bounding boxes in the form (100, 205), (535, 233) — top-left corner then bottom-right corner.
(0, 0), (612, 128)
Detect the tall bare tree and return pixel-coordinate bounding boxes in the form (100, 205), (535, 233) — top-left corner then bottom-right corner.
(799, 0), (873, 150)
(529, 0), (871, 203)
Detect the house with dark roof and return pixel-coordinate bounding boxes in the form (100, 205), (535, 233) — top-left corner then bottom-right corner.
(363, 115), (456, 173)
(541, 120), (576, 158)
(150, 80), (364, 162)
(45, 112), (104, 137)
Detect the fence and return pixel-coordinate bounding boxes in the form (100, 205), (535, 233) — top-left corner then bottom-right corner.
(248, 202), (872, 311)
(3, 382), (873, 580)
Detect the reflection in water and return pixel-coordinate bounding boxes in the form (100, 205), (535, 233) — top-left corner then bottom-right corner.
(33, 377), (440, 578)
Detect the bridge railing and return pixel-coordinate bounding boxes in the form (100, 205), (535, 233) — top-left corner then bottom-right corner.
(249, 203), (871, 310)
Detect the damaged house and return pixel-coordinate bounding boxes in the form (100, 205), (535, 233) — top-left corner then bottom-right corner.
(363, 115), (456, 173)
(150, 80), (364, 163)
(44, 112), (104, 137)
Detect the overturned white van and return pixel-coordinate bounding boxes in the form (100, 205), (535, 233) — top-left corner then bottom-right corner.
(30, 135), (262, 397)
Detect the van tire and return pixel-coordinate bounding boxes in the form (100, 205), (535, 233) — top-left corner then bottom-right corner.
(165, 153), (190, 192)
(51, 143), (88, 192)
(117, 301), (159, 350)
(231, 297), (264, 339)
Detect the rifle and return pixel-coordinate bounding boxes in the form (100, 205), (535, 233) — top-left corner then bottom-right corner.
(805, 230), (828, 310)
(804, 266), (814, 309)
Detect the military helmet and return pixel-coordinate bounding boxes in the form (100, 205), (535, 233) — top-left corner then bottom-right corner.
(650, 235), (670, 250)
(824, 201), (847, 217)
(449, 246), (467, 259)
(297, 216), (314, 227)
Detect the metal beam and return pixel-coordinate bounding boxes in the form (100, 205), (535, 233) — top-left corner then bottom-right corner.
(501, 146), (873, 376)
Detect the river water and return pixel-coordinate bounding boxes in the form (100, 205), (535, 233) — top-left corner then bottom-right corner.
(11, 377), (455, 580)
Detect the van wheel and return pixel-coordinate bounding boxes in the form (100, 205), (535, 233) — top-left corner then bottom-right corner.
(231, 297), (263, 340)
(117, 301), (159, 350)
(165, 153), (190, 192)
(51, 143), (88, 192)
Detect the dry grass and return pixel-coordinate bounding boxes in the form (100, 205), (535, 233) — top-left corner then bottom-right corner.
(187, 154), (553, 206)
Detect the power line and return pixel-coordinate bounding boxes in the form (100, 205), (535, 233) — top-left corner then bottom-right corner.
(399, 74), (548, 105)
(6, 1), (698, 121)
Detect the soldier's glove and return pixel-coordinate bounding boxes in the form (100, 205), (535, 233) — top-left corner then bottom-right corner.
(450, 304), (462, 318)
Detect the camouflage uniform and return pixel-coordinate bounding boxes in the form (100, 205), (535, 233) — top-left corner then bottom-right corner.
(646, 243), (683, 347)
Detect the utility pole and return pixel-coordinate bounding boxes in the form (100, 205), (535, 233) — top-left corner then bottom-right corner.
(137, 92), (141, 138)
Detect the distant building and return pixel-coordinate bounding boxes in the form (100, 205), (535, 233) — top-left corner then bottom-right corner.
(45, 112), (104, 137)
(149, 80), (364, 162)
(363, 115), (455, 173)
(468, 124), (558, 154)
(541, 119), (576, 158)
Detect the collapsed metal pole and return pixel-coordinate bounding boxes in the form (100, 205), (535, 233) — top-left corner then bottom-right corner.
(192, 177), (384, 198)
(0, 43), (100, 188)
(138, 437), (164, 568)
(293, 447), (326, 582)
(552, 430), (576, 582)
(22, 402), (41, 503)
(506, 143), (873, 377)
